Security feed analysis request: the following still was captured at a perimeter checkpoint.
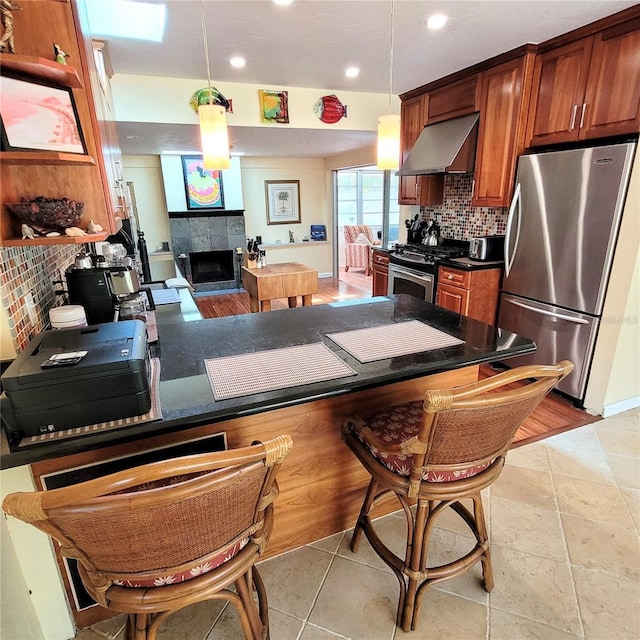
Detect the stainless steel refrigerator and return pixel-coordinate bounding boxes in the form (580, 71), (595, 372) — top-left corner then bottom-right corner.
(497, 141), (637, 403)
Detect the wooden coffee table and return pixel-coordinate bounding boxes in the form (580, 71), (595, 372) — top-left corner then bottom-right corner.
(241, 262), (319, 312)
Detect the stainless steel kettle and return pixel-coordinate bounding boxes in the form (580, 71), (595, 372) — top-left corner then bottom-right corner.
(74, 251), (93, 269)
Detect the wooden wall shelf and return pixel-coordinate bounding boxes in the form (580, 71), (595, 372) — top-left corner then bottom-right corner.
(1, 232), (108, 247)
(0, 152), (96, 165)
(0, 54), (83, 88)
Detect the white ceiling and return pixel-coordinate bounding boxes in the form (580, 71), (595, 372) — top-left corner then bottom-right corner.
(97, 0), (638, 158)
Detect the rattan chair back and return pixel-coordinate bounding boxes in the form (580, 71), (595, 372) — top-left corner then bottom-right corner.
(3, 435), (293, 640)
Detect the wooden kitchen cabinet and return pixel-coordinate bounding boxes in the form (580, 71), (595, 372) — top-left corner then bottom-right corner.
(426, 74), (478, 123)
(472, 52), (535, 208)
(0, 0), (116, 246)
(398, 94), (444, 206)
(436, 265), (502, 325)
(372, 249), (389, 296)
(527, 12), (640, 146)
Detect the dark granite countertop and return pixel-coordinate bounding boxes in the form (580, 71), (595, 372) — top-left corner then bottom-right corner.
(373, 246), (503, 271)
(0, 294), (534, 469)
(444, 257), (504, 271)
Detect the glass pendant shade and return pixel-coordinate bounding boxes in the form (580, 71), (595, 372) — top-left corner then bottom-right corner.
(199, 103), (230, 170)
(376, 114), (400, 170)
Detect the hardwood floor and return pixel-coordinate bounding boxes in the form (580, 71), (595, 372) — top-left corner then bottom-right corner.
(194, 277), (599, 445)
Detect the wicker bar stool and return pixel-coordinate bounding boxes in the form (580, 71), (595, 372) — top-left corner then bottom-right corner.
(3, 435), (293, 640)
(342, 362), (573, 632)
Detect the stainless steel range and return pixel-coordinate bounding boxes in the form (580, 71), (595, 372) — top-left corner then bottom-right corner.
(387, 243), (468, 303)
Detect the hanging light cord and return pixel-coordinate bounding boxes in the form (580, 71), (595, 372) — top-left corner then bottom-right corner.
(388, 0), (395, 114)
(200, 0), (213, 106)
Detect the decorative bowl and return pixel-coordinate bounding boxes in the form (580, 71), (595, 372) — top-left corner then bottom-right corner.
(6, 197), (84, 230)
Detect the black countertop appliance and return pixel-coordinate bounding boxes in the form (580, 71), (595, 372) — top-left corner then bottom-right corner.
(1, 321), (150, 440)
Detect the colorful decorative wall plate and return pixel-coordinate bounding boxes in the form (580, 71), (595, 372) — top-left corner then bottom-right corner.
(258, 89), (289, 123)
(314, 94), (348, 124)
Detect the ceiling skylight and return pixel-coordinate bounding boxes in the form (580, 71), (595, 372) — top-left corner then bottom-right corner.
(86, 0), (166, 42)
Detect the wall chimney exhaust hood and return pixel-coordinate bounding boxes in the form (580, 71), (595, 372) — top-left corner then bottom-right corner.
(397, 113), (479, 176)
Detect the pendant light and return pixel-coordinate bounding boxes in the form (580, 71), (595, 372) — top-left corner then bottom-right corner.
(198, 0), (230, 170)
(376, 0), (400, 170)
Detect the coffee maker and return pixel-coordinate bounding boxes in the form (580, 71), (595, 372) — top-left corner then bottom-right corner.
(66, 247), (143, 325)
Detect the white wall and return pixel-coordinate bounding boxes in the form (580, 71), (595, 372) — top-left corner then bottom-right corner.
(124, 155), (170, 253)
(159, 155), (244, 212)
(585, 151), (640, 416)
(1, 466), (75, 640)
(112, 75), (397, 133)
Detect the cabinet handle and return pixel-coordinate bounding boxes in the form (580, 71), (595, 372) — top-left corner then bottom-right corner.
(448, 275), (454, 280)
(579, 103), (586, 129)
(569, 104), (578, 131)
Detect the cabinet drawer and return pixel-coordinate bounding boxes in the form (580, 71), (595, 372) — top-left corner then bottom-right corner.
(438, 267), (470, 288)
(372, 251), (390, 266)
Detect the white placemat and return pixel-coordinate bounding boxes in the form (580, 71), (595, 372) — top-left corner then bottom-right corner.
(326, 320), (464, 363)
(205, 343), (356, 400)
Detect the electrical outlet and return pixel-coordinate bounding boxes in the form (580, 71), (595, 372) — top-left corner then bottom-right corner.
(24, 292), (38, 326)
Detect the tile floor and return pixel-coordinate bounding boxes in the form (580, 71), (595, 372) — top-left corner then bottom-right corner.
(76, 408), (639, 640)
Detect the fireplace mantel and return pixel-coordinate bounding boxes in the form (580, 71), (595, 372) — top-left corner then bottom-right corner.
(168, 210), (245, 218)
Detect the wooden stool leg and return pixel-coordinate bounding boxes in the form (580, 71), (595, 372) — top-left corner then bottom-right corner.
(350, 478), (378, 552)
(259, 300), (272, 312)
(127, 613), (148, 640)
(473, 493), (494, 592)
(252, 566), (270, 639)
(236, 572), (264, 640)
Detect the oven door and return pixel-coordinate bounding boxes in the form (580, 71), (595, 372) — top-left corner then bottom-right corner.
(387, 264), (435, 303)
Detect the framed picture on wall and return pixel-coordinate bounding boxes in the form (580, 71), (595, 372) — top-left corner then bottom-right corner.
(181, 155), (225, 209)
(265, 180), (301, 225)
(0, 75), (86, 154)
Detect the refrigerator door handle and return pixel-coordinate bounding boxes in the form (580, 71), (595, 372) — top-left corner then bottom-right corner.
(505, 182), (521, 277)
(503, 296), (590, 325)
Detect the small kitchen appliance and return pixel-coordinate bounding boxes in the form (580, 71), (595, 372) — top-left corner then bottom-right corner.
(66, 249), (145, 325)
(0, 320), (150, 440)
(469, 235), (505, 262)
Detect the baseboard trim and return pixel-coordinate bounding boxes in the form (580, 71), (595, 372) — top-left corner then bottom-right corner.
(602, 396), (640, 418)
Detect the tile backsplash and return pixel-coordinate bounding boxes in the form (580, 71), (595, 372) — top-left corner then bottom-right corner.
(0, 244), (78, 354)
(420, 174), (508, 240)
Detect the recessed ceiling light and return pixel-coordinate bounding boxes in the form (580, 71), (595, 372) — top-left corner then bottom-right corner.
(273, 0), (293, 5)
(230, 56), (245, 68)
(427, 13), (448, 30)
(345, 67), (360, 78)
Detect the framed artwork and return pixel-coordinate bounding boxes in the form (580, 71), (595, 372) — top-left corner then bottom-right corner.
(265, 180), (301, 225)
(181, 155), (225, 210)
(258, 89), (289, 123)
(0, 75), (86, 154)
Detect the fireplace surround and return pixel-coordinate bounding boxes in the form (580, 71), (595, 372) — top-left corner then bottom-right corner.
(168, 210), (245, 291)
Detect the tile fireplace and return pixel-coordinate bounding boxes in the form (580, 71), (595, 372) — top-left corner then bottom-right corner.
(168, 210), (245, 291)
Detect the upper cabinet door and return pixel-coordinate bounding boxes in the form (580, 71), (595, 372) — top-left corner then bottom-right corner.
(398, 94), (426, 205)
(581, 18), (640, 140)
(427, 75), (478, 123)
(473, 55), (532, 208)
(527, 38), (593, 146)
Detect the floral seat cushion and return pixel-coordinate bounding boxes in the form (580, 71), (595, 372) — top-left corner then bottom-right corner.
(354, 400), (490, 482)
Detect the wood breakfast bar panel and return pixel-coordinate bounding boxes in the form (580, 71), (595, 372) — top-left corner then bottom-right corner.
(30, 365), (479, 560)
(242, 262), (318, 311)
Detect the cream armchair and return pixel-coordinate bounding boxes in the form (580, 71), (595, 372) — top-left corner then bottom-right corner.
(344, 225), (380, 275)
